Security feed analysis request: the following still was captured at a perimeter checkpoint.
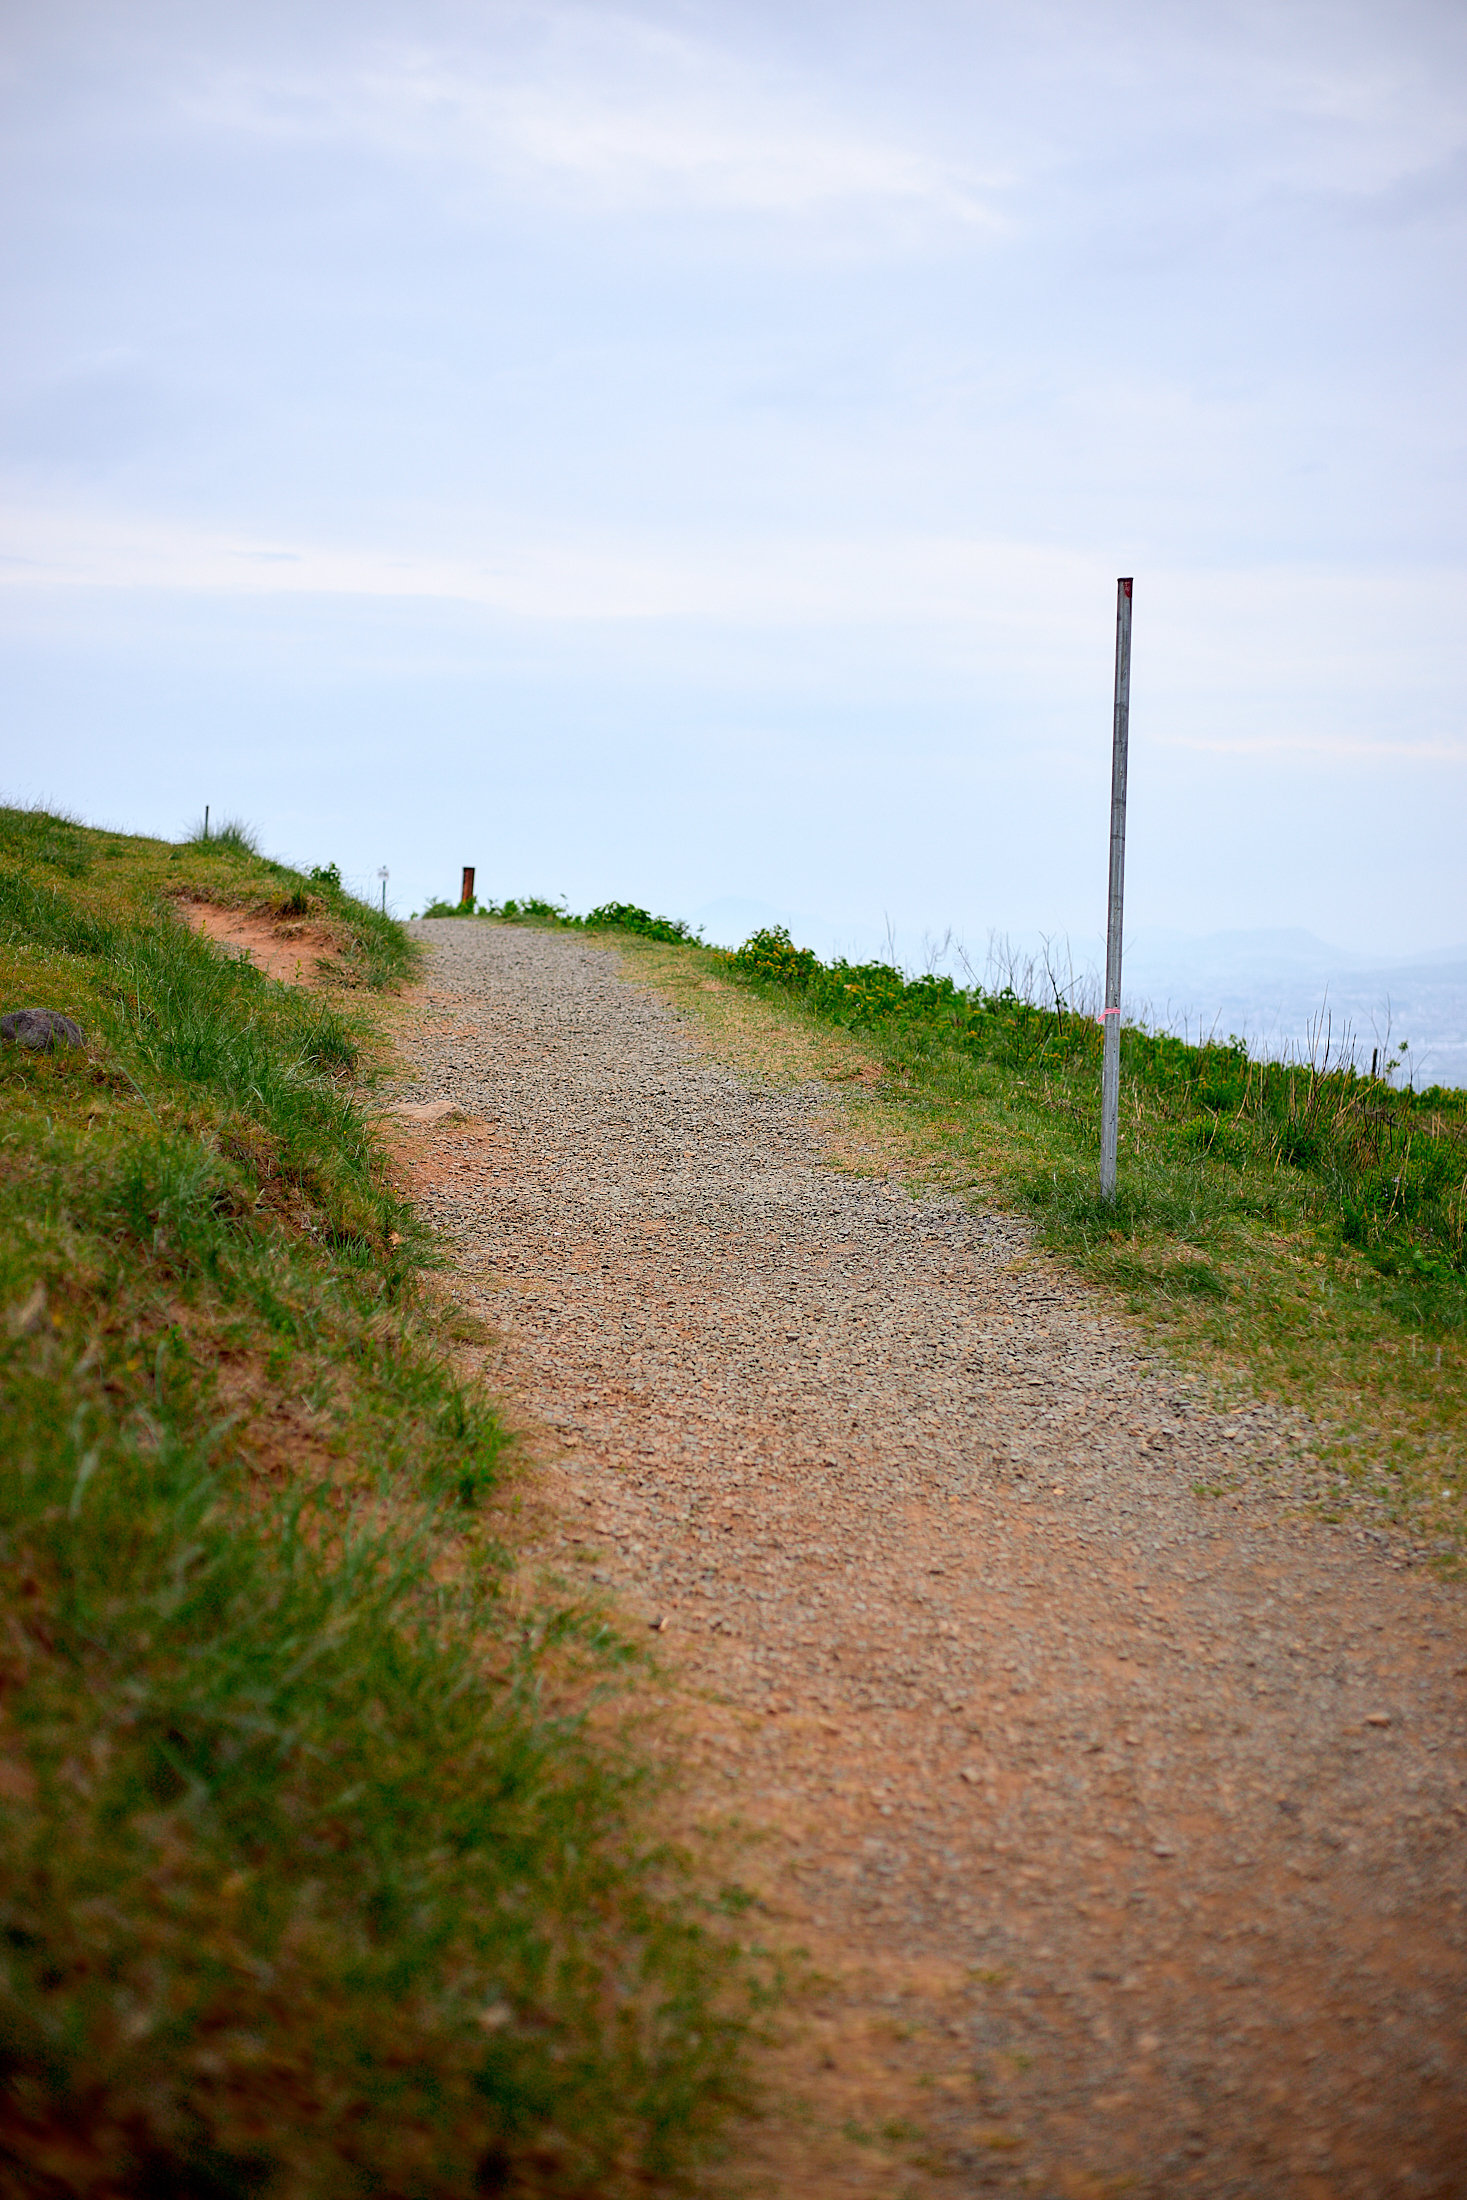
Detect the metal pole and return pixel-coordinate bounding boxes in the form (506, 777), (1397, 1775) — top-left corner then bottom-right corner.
(1100, 577), (1133, 1203)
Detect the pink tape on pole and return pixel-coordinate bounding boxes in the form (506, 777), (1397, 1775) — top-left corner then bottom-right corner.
(1099, 1005), (1121, 1019)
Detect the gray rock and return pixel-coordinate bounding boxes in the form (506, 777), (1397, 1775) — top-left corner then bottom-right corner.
(0, 1008), (85, 1051)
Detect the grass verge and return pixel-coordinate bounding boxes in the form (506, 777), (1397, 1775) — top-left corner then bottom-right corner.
(0, 815), (763, 2198)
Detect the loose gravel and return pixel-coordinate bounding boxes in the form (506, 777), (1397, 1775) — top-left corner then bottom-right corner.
(398, 918), (1467, 2199)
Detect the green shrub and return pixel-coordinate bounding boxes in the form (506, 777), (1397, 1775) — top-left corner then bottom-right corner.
(584, 903), (701, 945)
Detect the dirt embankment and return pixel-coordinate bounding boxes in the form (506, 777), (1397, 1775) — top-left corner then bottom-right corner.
(180, 900), (342, 987)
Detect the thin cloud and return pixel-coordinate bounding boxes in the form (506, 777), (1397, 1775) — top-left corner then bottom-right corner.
(5, 498), (1463, 781)
(0, 500), (1092, 623)
(174, 16), (1007, 226)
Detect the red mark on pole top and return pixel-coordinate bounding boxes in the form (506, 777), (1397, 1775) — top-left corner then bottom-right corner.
(1120, 577), (1133, 598)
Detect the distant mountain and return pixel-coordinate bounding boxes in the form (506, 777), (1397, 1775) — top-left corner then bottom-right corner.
(1122, 929), (1467, 1090)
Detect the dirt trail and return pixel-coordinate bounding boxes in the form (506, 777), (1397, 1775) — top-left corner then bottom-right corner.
(399, 919), (1467, 2199)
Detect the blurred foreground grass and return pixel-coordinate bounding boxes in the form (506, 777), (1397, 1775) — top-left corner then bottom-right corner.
(0, 815), (762, 2198)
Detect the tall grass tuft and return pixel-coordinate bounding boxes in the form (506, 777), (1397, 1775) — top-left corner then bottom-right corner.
(183, 812), (262, 854)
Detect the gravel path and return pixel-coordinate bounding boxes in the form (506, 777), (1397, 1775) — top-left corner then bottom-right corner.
(400, 919), (1467, 2199)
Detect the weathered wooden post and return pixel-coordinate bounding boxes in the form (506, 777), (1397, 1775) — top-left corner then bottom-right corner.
(460, 866), (475, 909)
(1100, 577), (1133, 1203)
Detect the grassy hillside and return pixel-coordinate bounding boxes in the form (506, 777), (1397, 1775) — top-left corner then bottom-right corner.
(465, 897), (1466, 1562)
(0, 816), (758, 2198)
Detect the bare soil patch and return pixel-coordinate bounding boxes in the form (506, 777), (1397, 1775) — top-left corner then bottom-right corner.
(393, 919), (1467, 2200)
(180, 899), (341, 986)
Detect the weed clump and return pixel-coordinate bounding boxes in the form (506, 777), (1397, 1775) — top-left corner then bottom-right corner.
(184, 811), (262, 854)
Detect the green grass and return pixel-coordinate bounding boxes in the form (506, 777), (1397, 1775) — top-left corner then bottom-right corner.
(0, 813), (762, 2196)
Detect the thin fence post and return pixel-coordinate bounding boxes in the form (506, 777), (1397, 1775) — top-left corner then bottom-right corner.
(1100, 577), (1133, 1203)
(460, 866), (475, 909)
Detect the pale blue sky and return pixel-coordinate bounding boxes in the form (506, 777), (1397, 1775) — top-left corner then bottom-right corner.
(2, 0), (1464, 961)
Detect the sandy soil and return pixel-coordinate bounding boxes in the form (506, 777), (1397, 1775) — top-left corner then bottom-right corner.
(181, 900), (340, 986)
(393, 919), (1467, 2200)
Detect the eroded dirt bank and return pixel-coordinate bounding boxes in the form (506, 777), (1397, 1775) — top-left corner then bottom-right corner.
(398, 918), (1467, 2200)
